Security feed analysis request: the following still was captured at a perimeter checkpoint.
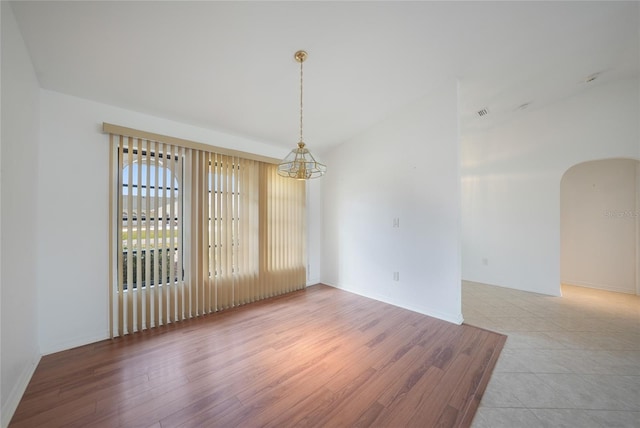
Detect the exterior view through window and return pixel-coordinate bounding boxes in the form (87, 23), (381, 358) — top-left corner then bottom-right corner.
(121, 149), (181, 290)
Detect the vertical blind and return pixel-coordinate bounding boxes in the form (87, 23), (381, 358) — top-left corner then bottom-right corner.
(109, 132), (306, 337)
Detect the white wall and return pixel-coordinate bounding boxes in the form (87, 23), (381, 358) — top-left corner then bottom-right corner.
(36, 89), (315, 354)
(321, 79), (462, 324)
(462, 78), (640, 296)
(637, 161), (640, 295)
(561, 159), (638, 294)
(306, 178), (322, 286)
(1, 3), (42, 425)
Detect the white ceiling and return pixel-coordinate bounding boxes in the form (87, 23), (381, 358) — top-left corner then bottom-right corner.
(10, 1), (640, 153)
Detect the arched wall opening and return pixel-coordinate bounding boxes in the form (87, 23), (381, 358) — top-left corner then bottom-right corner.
(561, 158), (640, 295)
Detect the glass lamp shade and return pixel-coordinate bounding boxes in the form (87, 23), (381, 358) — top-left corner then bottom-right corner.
(277, 142), (327, 180)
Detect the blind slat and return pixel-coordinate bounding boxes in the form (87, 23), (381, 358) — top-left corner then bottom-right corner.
(125, 139), (134, 334)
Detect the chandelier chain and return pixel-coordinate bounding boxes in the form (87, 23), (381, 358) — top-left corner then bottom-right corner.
(299, 58), (304, 143)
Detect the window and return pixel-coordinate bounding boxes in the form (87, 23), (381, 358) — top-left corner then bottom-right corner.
(109, 129), (306, 337)
(120, 148), (181, 290)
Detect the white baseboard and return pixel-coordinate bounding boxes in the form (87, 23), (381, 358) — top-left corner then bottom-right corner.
(39, 330), (109, 356)
(1, 354), (41, 428)
(562, 279), (637, 295)
(306, 277), (321, 287)
(322, 281), (464, 325)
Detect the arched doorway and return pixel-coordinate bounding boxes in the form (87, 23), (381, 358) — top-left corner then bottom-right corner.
(560, 158), (639, 295)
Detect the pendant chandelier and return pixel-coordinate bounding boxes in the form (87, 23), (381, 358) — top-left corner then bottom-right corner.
(277, 50), (327, 180)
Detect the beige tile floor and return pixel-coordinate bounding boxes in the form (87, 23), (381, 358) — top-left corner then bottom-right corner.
(463, 281), (640, 428)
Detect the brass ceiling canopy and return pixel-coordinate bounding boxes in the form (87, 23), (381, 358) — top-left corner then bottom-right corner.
(277, 50), (326, 180)
(294, 50), (308, 63)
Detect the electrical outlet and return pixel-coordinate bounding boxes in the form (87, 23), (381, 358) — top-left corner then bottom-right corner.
(393, 218), (400, 228)
(482, 258), (488, 266)
(393, 272), (400, 281)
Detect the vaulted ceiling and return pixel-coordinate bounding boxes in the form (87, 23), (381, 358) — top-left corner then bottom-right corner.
(10, 1), (639, 152)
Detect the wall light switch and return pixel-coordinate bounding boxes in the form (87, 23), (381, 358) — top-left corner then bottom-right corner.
(393, 218), (400, 228)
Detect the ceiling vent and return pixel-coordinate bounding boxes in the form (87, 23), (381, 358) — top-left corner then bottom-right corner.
(476, 108), (490, 117)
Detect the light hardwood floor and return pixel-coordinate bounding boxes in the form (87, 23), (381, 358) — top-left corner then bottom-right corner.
(464, 281), (640, 428)
(11, 284), (505, 428)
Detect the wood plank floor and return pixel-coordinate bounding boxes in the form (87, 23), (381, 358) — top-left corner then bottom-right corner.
(10, 284), (506, 428)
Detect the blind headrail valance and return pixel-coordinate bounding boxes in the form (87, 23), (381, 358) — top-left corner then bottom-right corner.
(102, 122), (281, 165)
